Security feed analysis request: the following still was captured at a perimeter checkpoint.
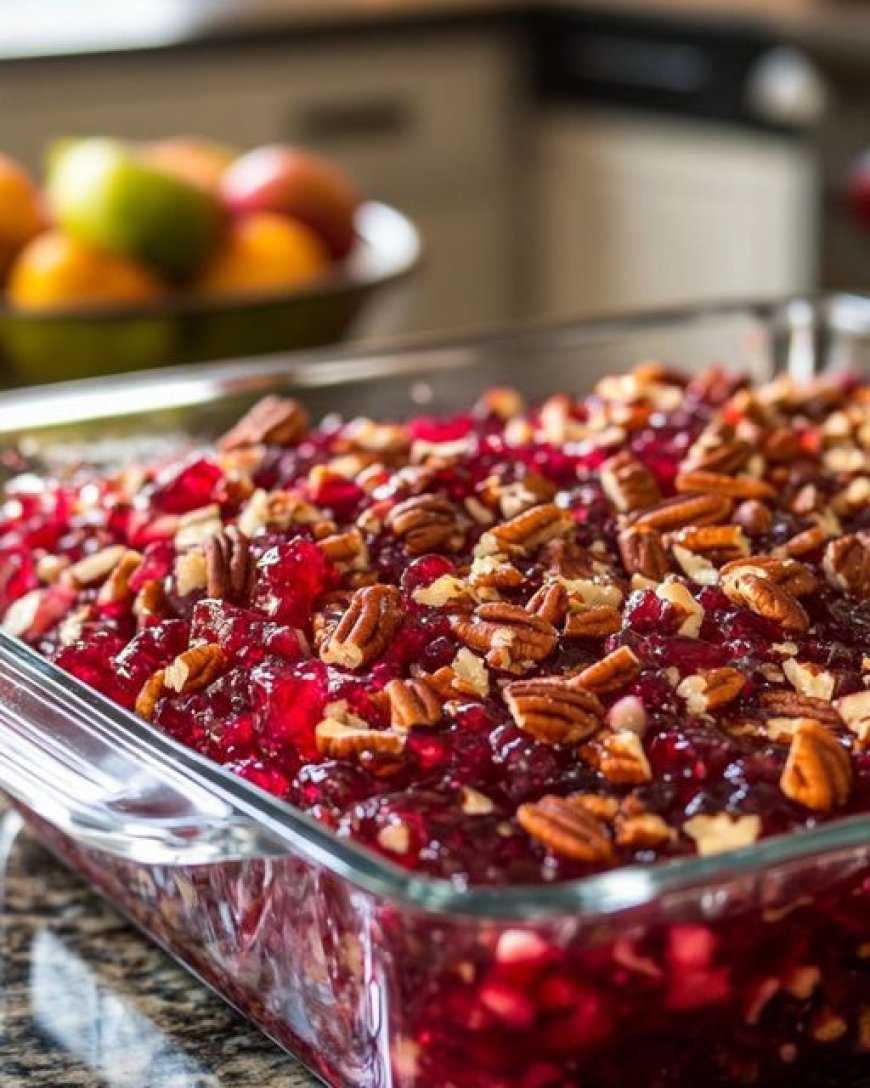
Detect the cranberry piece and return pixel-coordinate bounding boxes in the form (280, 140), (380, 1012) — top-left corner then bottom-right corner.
(251, 661), (329, 760)
(400, 554), (455, 597)
(191, 599), (308, 667)
(147, 457), (223, 514)
(253, 537), (337, 627)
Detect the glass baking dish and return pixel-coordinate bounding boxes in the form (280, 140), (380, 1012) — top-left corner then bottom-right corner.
(0, 294), (869, 1088)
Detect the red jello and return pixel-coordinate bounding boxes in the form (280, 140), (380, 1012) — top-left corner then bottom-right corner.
(2, 364), (869, 1086)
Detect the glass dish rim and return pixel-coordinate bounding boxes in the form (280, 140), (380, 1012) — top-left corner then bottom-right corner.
(3, 289), (870, 922)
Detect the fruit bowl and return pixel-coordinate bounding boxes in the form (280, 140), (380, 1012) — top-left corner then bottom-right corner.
(0, 201), (420, 384)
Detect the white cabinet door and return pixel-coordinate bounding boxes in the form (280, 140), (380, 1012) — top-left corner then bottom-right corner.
(530, 107), (818, 321)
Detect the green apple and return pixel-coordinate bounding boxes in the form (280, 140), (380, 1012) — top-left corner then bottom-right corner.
(47, 138), (221, 279)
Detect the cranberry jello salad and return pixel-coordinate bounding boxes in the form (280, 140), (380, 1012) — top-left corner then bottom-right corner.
(1, 364), (868, 884)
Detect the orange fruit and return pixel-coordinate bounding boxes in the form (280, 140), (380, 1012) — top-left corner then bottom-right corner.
(194, 212), (329, 297)
(142, 136), (237, 194)
(0, 155), (44, 279)
(8, 230), (164, 311)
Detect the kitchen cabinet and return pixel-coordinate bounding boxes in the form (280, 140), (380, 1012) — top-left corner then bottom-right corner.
(530, 107), (818, 321)
(0, 26), (520, 335)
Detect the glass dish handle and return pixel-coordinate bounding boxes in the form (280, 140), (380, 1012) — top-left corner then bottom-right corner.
(0, 634), (290, 865)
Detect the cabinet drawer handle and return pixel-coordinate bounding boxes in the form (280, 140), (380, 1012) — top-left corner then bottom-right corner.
(288, 97), (413, 144)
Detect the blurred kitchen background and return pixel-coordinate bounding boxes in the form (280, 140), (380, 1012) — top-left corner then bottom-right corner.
(5, 0), (870, 340)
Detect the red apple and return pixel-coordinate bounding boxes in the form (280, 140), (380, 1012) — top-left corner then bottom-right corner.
(220, 145), (360, 260)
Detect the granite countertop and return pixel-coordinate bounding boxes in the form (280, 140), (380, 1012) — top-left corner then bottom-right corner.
(0, 806), (317, 1088)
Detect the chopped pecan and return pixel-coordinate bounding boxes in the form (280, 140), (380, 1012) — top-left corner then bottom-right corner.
(484, 502), (574, 556)
(583, 730), (651, 784)
(563, 604), (622, 639)
(575, 645), (640, 695)
(683, 813), (761, 856)
(780, 720), (851, 811)
(618, 526), (670, 580)
(526, 581), (569, 626)
(135, 670), (166, 721)
(516, 795), (614, 865)
(823, 534), (870, 599)
(700, 667), (747, 710)
(450, 601), (558, 673)
(600, 451), (661, 513)
(204, 527), (254, 603)
(316, 527), (368, 568)
(320, 585), (404, 670)
(504, 676), (604, 745)
(384, 677), (442, 730)
(164, 643), (227, 694)
(494, 474), (558, 519)
(721, 570), (808, 633)
(676, 470), (775, 501)
(133, 579), (166, 627)
(36, 554), (70, 585)
(96, 549), (143, 605)
(63, 545), (128, 588)
(315, 715), (406, 760)
(174, 549), (208, 596)
(734, 499), (774, 538)
(219, 395), (309, 450)
(386, 494), (463, 554)
(468, 555), (526, 590)
(629, 493), (733, 532)
(720, 555), (817, 598)
(615, 811), (674, 849)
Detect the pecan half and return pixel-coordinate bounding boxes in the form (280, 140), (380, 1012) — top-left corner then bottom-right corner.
(618, 526), (670, 580)
(204, 527), (254, 603)
(780, 720), (851, 811)
(629, 493), (733, 532)
(575, 645), (641, 695)
(450, 602), (558, 673)
(667, 525), (749, 562)
(600, 451), (661, 513)
(320, 584), (404, 670)
(384, 677), (442, 730)
(504, 676), (604, 745)
(683, 438), (752, 475)
(219, 395), (309, 450)
(823, 534), (870, 599)
(63, 545), (128, 589)
(485, 502), (574, 556)
(757, 690), (844, 729)
(516, 795), (614, 865)
(563, 604), (622, 639)
(164, 643), (227, 694)
(721, 570), (808, 633)
(526, 581), (569, 626)
(676, 470), (775, 501)
(720, 555), (817, 598)
(315, 716), (406, 760)
(386, 494), (462, 555)
(782, 525), (827, 559)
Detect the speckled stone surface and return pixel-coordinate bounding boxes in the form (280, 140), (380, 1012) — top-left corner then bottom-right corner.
(0, 806), (319, 1088)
